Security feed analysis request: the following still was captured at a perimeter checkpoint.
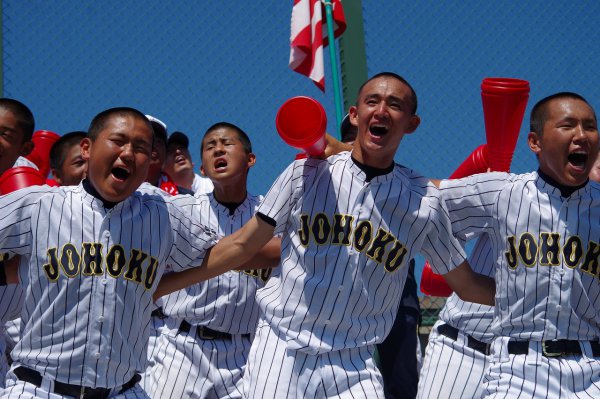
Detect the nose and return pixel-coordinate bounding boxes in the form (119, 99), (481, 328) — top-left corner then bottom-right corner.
(120, 143), (134, 161)
(374, 102), (388, 117)
(573, 124), (588, 143)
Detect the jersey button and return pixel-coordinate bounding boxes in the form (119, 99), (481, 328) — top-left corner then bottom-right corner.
(556, 305), (562, 312)
(101, 279), (107, 285)
(97, 316), (104, 323)
(338, 286), (344, 291)
(94, 352), (101, 359)
(558, 269), (565, 275)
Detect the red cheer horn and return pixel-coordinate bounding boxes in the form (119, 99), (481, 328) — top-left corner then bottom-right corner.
(481, 78), (529, 172)
(0, 166), (46, 195)
(276, 96), (327, 157)
(25, 130), (60, 177)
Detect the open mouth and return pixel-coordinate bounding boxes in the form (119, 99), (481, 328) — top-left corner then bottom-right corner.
(567, 152), (588, 170)
(214, 158), (228, 170)
(111, 167), (130, 181)
(369, 125), (388, 137)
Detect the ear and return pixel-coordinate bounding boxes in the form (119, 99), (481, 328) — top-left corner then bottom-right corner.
(404, 115), (421, 134)
(80, 138), (92, 161)
(528, 131), (542, 155)
(247, 152), (256, 169)
(19, 141), (34, 157)
(200, 164), (206, 176)
(349, 106), (359, 127)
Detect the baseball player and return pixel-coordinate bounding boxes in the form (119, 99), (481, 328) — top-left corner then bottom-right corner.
(438, 92), (600, 398)
(155, 72), (495, 398)
(49, 131), (88, 186)
(144, 122), (276, 399)
(417, 234), (494, 399)
(0, 107), (218, 398)
(164, 131), (213, 195)
(0, 98), (36, 389)
(339, 112), (423, 399)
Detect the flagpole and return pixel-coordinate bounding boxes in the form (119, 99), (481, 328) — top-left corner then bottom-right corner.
(323, 0), (343, 139)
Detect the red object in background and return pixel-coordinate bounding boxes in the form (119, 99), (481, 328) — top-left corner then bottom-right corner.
(0, 166), (46, 194)
(289, 0), (346, 91)
(46, 178), (59, 187)
(420, 262), (453, 297)
(276, 96), (327, 157)
(481, 78), (529, 172)
(25, 130), (60, 177)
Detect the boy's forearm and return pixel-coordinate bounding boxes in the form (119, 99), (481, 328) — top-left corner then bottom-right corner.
(442, 260), (496, 306)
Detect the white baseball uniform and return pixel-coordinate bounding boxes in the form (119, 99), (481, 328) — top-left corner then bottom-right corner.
(440, 171), (600, 398)
(192, 173), (214, 195)
(243, 152), (466, 398)
(417, 234), (495, 399)
(144, 192), (269, 399)
(0, 159), (38, 388)
(0, 181), (216, 398)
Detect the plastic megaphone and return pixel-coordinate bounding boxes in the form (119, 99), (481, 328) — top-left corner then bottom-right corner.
(481, 78), (529, 172)
(276, 96), (327, 157)
(0, 166), (46, 195)
(25, 130), (60, 177)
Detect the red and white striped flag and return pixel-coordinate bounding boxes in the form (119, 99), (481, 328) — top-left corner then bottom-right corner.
(289, 0), (346, 91)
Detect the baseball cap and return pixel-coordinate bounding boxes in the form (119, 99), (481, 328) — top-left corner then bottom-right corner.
(167, 131), (190, 149)
(340, 113), (357, 143)
(145, 114), (167, 144)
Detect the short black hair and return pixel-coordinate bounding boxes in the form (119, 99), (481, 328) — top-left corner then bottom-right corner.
(202, 122), (252, 153)
(87, 107), (152, 141)
(356, 72), (418, 115)
(0, 98), (35, 142)
(50, 131), (87, 171)
(530, 92), (596, 135)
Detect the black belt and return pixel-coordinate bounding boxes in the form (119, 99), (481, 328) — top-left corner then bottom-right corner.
(508, 339), (600, 358)
(178, 320), (251, 340)
(437, 323), (491, 356)
(13, 367), (140, 398)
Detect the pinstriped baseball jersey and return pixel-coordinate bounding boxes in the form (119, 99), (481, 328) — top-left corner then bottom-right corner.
(256, 152), (466, 355)
(0, 182), (216, 388)
(440, 171), (600, 341)
(163, 192), (269, 334)
(437, 234), (495, 342)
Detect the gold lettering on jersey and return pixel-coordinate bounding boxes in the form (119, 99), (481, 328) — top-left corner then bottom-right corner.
(581, 241), (600, 277)
(312, 213), (331, 244)
(518, 233), (538, 267)
(106, 245), (127, 277)
(331, 214), (354, 246)
(505, 236), (518, 270)
(563, 236), (583, 269)
(504, 233), (599, 278)
(298, 215), (311, 247)
(41, 243), (161, 289)
(385, 241), (408, 273)
(124, 249), (148, 283)
(296, 213), (409, 273)
(539, 233), (560, 266)
(144, 257), (159, 290)
(60, 243), (81, 277)
(366, 228), (395, 263)
(238, 268), (272, 282)
(353, 221), (373, 251)
(81, 243), (104, 275)
(43, 248), (60, 281)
